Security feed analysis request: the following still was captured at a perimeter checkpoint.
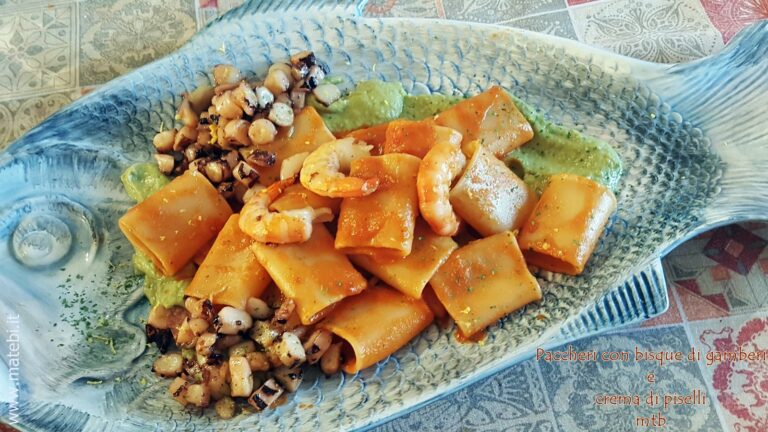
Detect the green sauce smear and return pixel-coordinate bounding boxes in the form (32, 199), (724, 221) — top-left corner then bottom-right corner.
(318, 80), (622, 193)
(120, 162), (187, 308)
(120, 162), (169, 202)
(400, 94), (463, 121)
(508, 96), (623, 194)
(316, 79), (406, 132)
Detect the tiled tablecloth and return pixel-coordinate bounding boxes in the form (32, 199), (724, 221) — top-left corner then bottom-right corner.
(1, 1), (767, 431)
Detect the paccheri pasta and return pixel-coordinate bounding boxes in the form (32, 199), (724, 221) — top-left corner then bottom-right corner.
(119, 52), (620, 418)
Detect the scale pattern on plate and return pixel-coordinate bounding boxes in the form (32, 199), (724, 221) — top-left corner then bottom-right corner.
(3, 9), (756, 432)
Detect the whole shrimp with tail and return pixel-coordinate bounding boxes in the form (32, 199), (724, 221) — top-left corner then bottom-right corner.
(239, 176), (332, 244)
(300, 137), (380, 198)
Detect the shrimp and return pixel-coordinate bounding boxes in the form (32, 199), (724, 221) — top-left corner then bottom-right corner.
(300, 137), (380, 198)
(239, 177), (332, 244)
(417, 142), (467, 236)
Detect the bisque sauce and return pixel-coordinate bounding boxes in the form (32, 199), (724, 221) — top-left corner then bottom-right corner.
(455, 329), (487, 344)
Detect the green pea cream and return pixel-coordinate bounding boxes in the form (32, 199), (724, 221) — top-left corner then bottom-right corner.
(121, 81), (622, 307)
(507, 96), (623, 194)
(317, 80), (622, 193)
(120, 163), (187, 308)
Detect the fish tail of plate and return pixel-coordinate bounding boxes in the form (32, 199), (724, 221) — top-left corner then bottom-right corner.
(647, 21), (768, 228)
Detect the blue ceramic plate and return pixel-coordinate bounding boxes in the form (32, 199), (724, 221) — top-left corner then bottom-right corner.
(1, 1), (766, 430)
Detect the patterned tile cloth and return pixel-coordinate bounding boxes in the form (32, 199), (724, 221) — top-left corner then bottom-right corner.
(0, 0), (767, 431)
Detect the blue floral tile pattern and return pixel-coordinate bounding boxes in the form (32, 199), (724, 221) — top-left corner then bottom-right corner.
(538, 326), (722, 432)
(0, 2), (76, 99)
(569, 0), (724, 63)
(0, 90), (76, 149)
(378, 360), (557, 432)
(79, 0), (196, 85)
(506, 10), (578, 40)
(442, 0), (564, 23)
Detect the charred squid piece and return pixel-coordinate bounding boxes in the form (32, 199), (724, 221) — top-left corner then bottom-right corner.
(174, 318), (199, 348)
(184, 144), (203, 164)
(203, 159), (232, 184)
(271, 298), (296, 328)
(232, 82), (260, 116)
(253, 86), (275, 112)
(268, 102), (294, 127)
(246, 150), (277, 168)
(198, 111), (212, 126)
(312, 84), (341, 107)
(290, 88), (307, 112)
(272, 365), (303, 392)
(196, 332), (220, 357)
(290, 50), (316, 81)
(154, 154), (175, 175)
(302, 329), (333, 364)
(303, 65), (325, 90)
(173, 125), (198, 151)
(184, 297), (215, 323)
(222, 150), (240, 170)
(247, 378), (284, 411)
(146, 324), (173, 354)
(218, 181), (235, 199)
(229, 355), (253, 397)
(223, 119), (251, 146)
(320, 342), (343, 376)
(233, 161), (260, 187)
(176, 95), (199, 128)
(272, 332), (306, 368)
(245, 297), (272, 319)
(169, 377), (190, 405)
(212, 91), (244, 119)
(213, 64), (243, 87)
(249, 320), (280, 350)
(215, 306), (253, 335)
(248, 119), (278, 146)
(265, 65), (292, 96)
(152, 353), (184, 378)
(153, 129), (177, 153)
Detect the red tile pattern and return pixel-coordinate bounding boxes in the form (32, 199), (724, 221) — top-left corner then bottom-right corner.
(696, 317), (768, 431)
(700, 0), (768, 43)
(704, 225), (767, 276)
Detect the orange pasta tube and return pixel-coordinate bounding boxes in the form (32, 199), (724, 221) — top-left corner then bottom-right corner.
(185, 214), (271, 309)
(518, 174), (617, 275)
(319, 285), (434, 373)
(251, 224), (367, 324)
(449, 141), (537, 236)
(350, 221), (458, 298)
(335, 153), (421, 260)
(119, 170), (232, 276)
(344, 122), (389, 155)
(253, 107), (336, 185)
(435, 86), (533, 157)
(269, 183), (341, 215)
(381, 119), (462, 158)
(429, 231), (542, 337)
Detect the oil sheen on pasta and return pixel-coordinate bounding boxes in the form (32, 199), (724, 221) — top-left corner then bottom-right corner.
(317, 80), (622, 193)
(120, 162), (188, 307)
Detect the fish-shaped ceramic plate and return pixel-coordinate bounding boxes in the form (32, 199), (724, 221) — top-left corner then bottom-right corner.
(1, 1), (765, 430)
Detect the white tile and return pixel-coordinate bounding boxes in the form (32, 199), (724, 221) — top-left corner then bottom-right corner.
(0, 2), (77, 100)
(569, 0), (724, 63)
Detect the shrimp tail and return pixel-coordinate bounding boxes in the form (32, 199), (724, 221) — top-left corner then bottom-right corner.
(264, 175), (297, 201)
